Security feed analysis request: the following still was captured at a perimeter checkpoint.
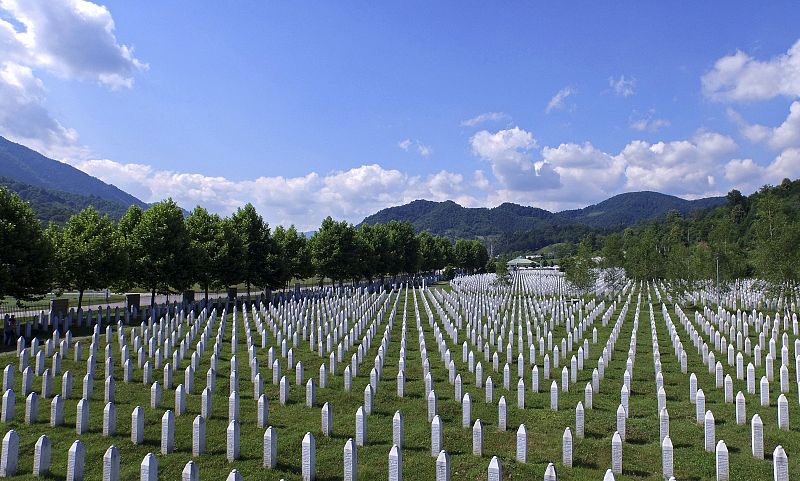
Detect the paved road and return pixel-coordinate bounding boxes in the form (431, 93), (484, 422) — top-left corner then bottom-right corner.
(4, 292), (232, 319)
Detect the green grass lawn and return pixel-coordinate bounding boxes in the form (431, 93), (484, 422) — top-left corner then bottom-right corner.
(0, 280), (795, 480)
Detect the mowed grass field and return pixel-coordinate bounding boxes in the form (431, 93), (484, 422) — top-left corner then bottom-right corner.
(0, 281), (797, 480)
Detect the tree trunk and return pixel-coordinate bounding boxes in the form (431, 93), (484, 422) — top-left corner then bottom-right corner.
(77, 288), (84, 311)
(204, 284), (209, 307)
(150, 288), (156, 311)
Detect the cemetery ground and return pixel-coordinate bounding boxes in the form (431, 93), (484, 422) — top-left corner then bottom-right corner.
(0, 276), (797, 480)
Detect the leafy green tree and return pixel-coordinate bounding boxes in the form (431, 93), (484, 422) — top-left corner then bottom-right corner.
(751, 191), (800, 283)
(453, 239), (472, 273)
(354, 225), (379, 284)
(310, 217), (359, 287)
(230, 203), (279, 297)
(0, 188), (53, 302)
(217, 217), (246, 290)
(49, 207), (124, 310)
(417, 232), (438, 274)
(125, 199), (192, 307)
(470, 240), (489, 273)
(563, 236), (597, 293)
(623, 225), (663, 280)
(433, 236), (453, 271)
(273, 225), (310, 289)
(386, 221), (419, 276)
(185, 206), (225, 304)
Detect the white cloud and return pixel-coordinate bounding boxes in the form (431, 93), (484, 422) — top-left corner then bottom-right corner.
(629, 111), (671, 132)
(470, 127), (559, 191)
(0, 0), (146, 158)
(0, 61), (87, 159)
(728, 101), (800, 151)
(1, 0), (147, 89)
(723, 149), (800, 192)
(398, 138), (432, 157)
(542, 142), (626, 203)
(702, 39), (800, 101)
(620, 132), (738, 195)
(545, 86), (575, 113)
(74, 158), (482, 230)
(609, 75), (636, 97)
(460, 112), (509, 127)
(416, 142), (432, 157)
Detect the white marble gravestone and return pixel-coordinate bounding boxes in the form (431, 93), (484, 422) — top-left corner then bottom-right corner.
(302, 432), (316, 481)
(329, 433), (350, 481)
(263, 426), (277, 468)
(389, 444), (402, 481)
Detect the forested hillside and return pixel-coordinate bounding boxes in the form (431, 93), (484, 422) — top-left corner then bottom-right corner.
(362, 192), (726, 253)
(0, 177), (130, 223)
(566, 178), (800, 285)
(0, 136), (147, 211)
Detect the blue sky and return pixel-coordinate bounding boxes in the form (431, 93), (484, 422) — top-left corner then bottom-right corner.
(1, 1), (799, 229)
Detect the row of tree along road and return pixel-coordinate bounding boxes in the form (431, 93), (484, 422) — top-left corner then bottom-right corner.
(0, 189), (489, 310)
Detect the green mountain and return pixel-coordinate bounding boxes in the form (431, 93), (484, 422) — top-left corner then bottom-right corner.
(0, 176), (130, 223)
(558, 191), (726, 228)
(360, 200), (559, 238)
(361, 192), (727, 252)
(0, 136), (147, 209)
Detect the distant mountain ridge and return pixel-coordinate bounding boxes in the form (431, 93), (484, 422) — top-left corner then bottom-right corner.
(361, 192), (727, 251)
(0, 136), (149, 222)
(558, 191), (726, 228)
(0, 136), (147, 210)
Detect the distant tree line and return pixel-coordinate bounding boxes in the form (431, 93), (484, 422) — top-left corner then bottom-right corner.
(561, 178), (800, 289)
(0, 189), (489, 309)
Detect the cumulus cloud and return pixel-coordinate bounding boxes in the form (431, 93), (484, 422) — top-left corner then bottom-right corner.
(542, 142), (626, 203)
(0, 0), (146, 159)
(1, 0), (147, 88)
(73, 158), (483, 229)
(545, 86), (575, 113)
(621, 132), (738, 195)
(460, 112), (509, 127)
(0, 61), (85, 158)
(397, 139), (411, 151)
(724, 149), (800, 192)
(702, 39), (800, 101)
(470, 127), (560, 191)
(728, 101), (800, 150)
(609, 75), (636, 97)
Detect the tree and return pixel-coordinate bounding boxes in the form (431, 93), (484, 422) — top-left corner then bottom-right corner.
(273, 225), (310, 289)
(185, 206), (225, 304)
(360, 223), (392, 283)
(230, 203), (279, 297)
(49, 207), (124, 310)
(125, 199), (192, 307)
(433, 236), (453, 271)
(217, 217), (246, 290)
(0, 188), (53, 302)
(751, 191), (800, 283)
(600, 232), (626, 290)
(453, 239), (473, 273)
(310, 217), (359, 287)
(470, 240), (489, 273)
(354, 225), (379, 284)
(563, 236), (597, 293)
(386, 221), (419, 277)
(623, 225), (663, 280)
(417, 232), (438, 274)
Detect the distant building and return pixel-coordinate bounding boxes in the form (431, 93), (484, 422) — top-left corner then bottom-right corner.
(507, 257), (534, 270)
